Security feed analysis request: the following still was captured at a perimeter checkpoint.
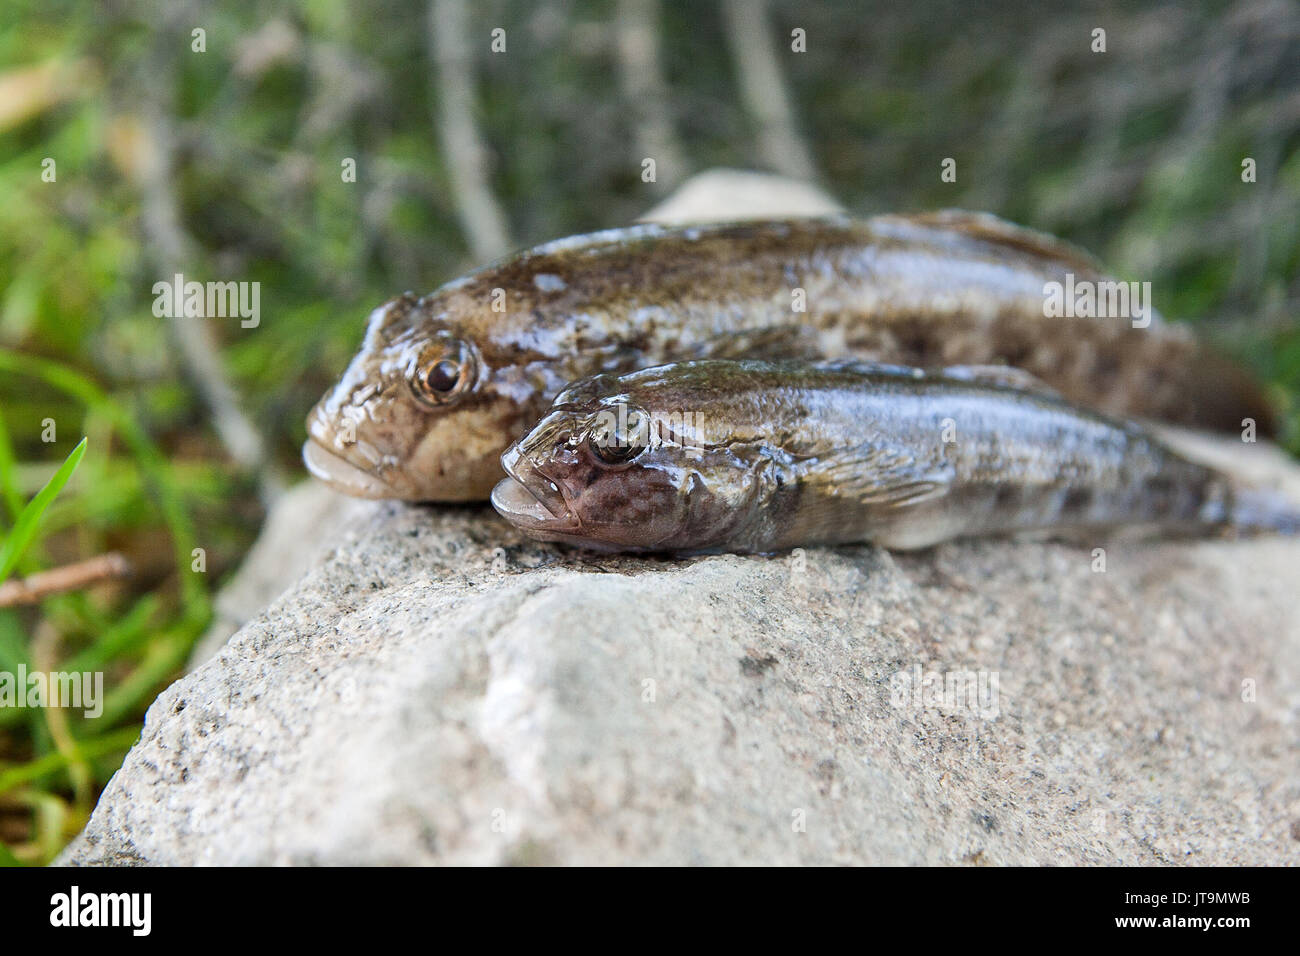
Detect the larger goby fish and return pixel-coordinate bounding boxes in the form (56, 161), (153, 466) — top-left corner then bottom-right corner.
(491, 360), (1298, 553)
(304, 212), (1273, 501)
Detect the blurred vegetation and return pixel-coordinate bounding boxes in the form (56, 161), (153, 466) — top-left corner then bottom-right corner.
(0, 0), (1297, 862)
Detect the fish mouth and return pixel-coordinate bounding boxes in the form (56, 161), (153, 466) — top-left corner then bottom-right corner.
(492, 444), (580, 531)
(302, 438), (401, 499)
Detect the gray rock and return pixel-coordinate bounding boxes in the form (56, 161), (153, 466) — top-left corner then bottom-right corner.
(63, 434), (1300, 864)
(60, 171), (1300, 865)
(187, 481), (374, 670)
(636, 167), (844, 223)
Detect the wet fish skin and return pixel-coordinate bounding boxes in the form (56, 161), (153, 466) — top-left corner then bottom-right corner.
(490, 360), (1296, 554)
(304, 212), (1274, 502)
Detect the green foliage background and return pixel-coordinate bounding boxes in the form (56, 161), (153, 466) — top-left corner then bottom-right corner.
(0, 0), (1297, 862)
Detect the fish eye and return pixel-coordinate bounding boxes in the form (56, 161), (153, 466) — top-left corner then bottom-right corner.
(425, 359), (461, 393)
(410, 336), (476, 406)
(587, 406), (649, 466)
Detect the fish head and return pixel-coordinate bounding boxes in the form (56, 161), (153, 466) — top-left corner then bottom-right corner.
(303, 290), (554, 501)
(491, 377), (761, 552)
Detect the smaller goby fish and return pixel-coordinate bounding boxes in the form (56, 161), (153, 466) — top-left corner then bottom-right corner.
(491, 360), (1298, 553)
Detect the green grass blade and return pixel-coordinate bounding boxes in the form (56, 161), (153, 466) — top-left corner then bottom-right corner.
(0, 437), (87, 587)
(0, 413), (23, 524)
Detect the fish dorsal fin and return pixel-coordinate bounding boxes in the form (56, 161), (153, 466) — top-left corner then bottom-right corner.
(797, 442), (954, 510)
(936, 364), (1062, 398)
(887, 209), (1105, 276)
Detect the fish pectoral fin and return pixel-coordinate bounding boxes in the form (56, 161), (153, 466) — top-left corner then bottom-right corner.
(694, 324), (821, 361)
(895, 209), (1105, 275)
(938, 364), (1062, 398)
(800, 444), (954, 510)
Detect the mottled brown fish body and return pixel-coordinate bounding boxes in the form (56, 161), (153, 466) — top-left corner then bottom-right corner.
(306, 213), (1273, 502)
(491, 361), (1280, 554)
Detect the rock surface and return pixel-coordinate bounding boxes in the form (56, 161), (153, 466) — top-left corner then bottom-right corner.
(63, 437), (1300, 865)
(61, 172), (1300, 865)
(636, 167), (844, 223)
(187, 481), (375, 670)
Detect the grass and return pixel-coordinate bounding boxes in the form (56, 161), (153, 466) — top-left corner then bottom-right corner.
(0, 437), (87, 586)
(0, 354), (212, 863)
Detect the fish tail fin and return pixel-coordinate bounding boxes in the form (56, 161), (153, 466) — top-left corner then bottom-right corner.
(1227, 486), (1300, 535)
(1183, 346), (1279, 438)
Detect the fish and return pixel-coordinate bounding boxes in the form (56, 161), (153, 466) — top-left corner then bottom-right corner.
(304, 212), (1275, 502)
(490, 359), (1299, 553)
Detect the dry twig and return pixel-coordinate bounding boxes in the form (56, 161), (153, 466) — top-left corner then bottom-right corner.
(0, 553), (131, 608)
(721, 0), (816, 183)
(428, 0), (514, 261)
